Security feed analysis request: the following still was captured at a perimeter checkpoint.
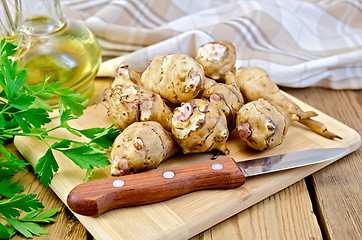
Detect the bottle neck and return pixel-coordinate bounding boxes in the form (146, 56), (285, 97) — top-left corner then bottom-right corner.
(15, 0), (65, 35)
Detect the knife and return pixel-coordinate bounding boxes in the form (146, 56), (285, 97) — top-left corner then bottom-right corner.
(67, 147), (348, 216)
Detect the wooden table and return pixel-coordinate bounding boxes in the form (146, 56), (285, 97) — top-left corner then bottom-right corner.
(10, 79), (361, 240)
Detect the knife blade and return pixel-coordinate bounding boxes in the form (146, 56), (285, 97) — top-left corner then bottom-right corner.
(67, 147), (348, 216)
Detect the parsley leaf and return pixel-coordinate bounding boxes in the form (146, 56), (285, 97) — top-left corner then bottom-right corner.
(33, 148), (59, 188)
(0, 194), (43, 218)
(0, 144), (28, 180)
(3, 218), (48, 238)
(0, 223), (14, 239)
(59, 91), (87, 117)
(56, 144), (110, 169)
(0, 38), (118, 239)
(0, 179), (23, 198)
(9, 93), (36, 110)
(0, 206), (61, 239)
(78, 127), (119, 148)
(13, 108), (51, 133)
(21, 208), (61, 223)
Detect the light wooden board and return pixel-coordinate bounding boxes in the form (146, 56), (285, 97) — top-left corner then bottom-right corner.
(14, 93), (361, 240)
(190, 180), (323, 240)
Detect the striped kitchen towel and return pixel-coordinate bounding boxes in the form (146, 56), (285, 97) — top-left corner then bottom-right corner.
(61, 0), (362, 89)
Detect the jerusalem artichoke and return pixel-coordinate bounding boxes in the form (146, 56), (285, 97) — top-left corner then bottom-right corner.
(195, 40), (236, 81)
(138, 54), (205, 104)
(110, 121), (179, 175)
(199, 77), (244, 129)
(104, 85), (173, 132)
(231, 67), (341, 139)
(171, 98), (229, 154)
(236, 99), (317, 151)
(111, 65), (140, 88)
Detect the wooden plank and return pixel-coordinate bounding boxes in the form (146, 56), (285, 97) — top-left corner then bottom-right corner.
(283, 88), (362, 240)
(191, 180), (322, 240)
(13, 85), (360, 240)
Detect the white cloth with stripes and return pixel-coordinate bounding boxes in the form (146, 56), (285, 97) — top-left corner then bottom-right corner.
(61, 0), (362, 89)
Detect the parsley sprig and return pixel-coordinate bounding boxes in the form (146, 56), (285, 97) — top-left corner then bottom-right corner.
(0, 39), (119, 238)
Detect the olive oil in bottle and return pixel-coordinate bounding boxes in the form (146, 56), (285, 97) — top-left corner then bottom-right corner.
(18, 17), (101, 106)
(12, 0), (102, 106)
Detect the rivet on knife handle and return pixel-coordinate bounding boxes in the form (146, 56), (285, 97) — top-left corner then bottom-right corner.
(67, 158), (246, 216)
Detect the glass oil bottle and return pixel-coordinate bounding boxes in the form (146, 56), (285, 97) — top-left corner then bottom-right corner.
(0, 0), (102, 106)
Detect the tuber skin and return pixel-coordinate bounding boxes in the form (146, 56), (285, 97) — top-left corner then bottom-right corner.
(230, 67), (341, 139)
(195, 40), (236, 81)
(110, 121), (179, 176)
(171, 98), (229, 154)
(236, 99), (316, 151)
(104, 85), (173, 132)
(199, 77), (244, 129)
(138, 54), (205, 104)
(111, 65), (141, 88)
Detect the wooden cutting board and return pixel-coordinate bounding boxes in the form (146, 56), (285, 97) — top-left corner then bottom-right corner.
(14, 92), (360, 240)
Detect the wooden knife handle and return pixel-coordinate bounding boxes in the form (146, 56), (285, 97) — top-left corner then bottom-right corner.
(67, 157), (245, 216)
